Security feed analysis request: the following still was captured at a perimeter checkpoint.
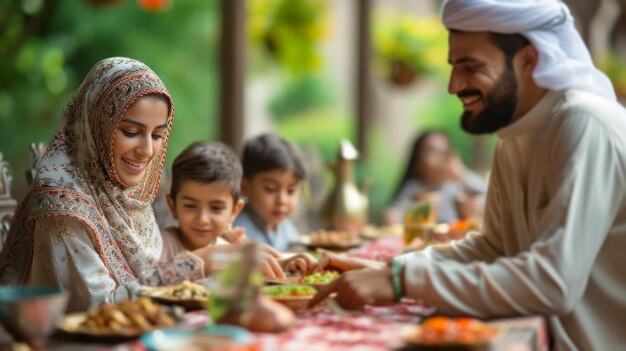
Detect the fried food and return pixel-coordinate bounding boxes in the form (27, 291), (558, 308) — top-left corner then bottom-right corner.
(80, 297), (178, 333)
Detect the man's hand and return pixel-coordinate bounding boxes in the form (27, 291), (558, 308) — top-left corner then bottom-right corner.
(313, 250), (386, 273)
(309, 267), (395, 310)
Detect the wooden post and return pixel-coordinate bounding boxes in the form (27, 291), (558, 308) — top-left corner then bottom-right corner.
(219, 0), (246, 151)
(355, 0), (373, 156)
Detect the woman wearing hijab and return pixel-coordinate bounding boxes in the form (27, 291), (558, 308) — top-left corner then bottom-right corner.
(0, 57), (206, 312)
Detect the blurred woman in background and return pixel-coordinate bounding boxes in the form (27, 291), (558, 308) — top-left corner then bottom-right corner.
(385, 130), (487, 224)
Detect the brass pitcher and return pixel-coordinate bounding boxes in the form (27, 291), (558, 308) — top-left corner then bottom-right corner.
(320, 139), (369, 235)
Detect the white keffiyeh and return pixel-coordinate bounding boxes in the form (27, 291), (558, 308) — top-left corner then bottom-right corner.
(442, 0), (616, 101)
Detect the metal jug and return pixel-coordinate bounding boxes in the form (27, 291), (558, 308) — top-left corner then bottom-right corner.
(320, 139), (369, 235)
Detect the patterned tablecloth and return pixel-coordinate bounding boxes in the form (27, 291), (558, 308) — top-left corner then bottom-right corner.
(255, 302), (427, 351)
(345, 236), (406, 261)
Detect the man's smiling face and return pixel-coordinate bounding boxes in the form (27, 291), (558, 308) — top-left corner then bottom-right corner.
(447, 31), (519, 134)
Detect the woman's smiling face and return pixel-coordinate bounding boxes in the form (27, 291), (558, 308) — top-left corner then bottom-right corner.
(112, 95), (170, 186)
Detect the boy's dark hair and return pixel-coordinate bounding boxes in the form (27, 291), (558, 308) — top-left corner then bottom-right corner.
(241, 133), (307, 180)
(170, 141), (242, 203)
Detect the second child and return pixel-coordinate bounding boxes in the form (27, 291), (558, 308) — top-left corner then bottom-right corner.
(234, 133), (306, 251)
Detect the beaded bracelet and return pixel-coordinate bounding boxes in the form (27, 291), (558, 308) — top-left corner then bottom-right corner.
(390, 257), (404, 302)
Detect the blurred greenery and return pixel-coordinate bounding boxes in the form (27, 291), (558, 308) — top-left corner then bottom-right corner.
(268, 73), (335, 120)
(0, 0), (219, 200)
(275, 108), (352, 162)
(598, 50), (626, 99)
(1, 0), (495, 227)
(372, 12), (449, 86)
(248, 0), (328, 75)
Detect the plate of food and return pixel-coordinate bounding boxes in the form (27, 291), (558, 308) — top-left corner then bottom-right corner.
(138, 280), (209, 310)
(261, 284), (317, 311)
(300, 230), (362, 250)
(360, 224), (403, 240)
(56, 297), (184, 342)
(399, 317), (498, 351)
(266, 270), (340, 289)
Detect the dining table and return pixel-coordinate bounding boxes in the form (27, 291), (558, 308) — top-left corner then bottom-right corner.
(0, 236), (549, 351)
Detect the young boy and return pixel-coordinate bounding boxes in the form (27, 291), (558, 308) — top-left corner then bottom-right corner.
(162, 140), (316, 276)
(234, 133), (307, 251)
(162, 141), (245, 259)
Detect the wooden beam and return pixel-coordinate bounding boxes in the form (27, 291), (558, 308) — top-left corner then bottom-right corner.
(355, 0), (373, 156)
(219, 0), (246, 151)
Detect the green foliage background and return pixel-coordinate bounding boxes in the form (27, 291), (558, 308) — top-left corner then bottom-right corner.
(2, 1), (495, 224)
(1, 0), (219, 200)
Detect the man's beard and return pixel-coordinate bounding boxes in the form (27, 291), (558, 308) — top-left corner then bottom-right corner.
(459, 68), (518, 135)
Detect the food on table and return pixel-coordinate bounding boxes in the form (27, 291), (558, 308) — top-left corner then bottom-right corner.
(298, 271), (340, 285)
(262, 285), (317, 298)
(403, 316), (496, 348)
(79, 297), (180, 333)
(306, 230), (361, 249)
(361, 224), (403, 239)
(161, 280), (208, 299)
(261, 285), (317, 312)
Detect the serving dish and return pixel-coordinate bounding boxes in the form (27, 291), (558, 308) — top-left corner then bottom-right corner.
(137, 281), (209, 310)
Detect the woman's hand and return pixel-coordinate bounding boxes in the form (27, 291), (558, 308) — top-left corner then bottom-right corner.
(279, 253), (318, 274)
(313, 250), (386, 273)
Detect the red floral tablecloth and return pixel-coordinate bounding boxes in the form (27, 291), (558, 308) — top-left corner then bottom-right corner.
(346, 237), (406, 261)
(254, 302), (427, 351)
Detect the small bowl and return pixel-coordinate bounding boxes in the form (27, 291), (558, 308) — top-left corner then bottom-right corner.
(0, 286), (68, 348)
(270, 295), (314, 311)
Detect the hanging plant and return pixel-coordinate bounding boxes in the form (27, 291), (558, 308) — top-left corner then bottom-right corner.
(373, 12), (449, 87)
(249, 0), (329, 74)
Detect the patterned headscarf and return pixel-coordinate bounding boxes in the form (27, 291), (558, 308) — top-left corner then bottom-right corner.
(442, 0), (616, 101)
(0, 57), (175, 285)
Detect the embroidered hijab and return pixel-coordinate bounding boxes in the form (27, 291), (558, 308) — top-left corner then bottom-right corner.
(442, 0), (616, 101)
(0, 57), (175, 285)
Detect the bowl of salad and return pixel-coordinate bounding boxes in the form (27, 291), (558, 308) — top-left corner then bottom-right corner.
(261, 285), (317, 311)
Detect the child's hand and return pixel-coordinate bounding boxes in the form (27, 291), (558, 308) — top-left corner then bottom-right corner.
(259, 250), (286, 279)
(221, 226), (247, 244)
(279, 253), (318, 274)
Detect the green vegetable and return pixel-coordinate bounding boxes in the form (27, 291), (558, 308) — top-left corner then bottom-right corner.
(262, 285), (316, 297)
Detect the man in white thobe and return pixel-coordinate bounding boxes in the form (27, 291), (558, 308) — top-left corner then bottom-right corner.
(311, 1), (626, 350)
